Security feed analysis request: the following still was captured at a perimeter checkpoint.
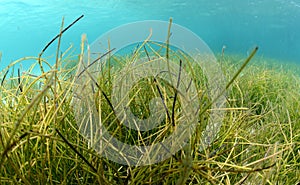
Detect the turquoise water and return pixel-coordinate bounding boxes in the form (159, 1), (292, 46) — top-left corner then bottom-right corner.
(0, 0), (300, 72)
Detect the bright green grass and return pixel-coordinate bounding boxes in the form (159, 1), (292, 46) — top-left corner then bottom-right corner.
(0, 46), (300, 184)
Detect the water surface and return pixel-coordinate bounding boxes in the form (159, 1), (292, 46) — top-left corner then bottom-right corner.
(0, 0), (299, 72)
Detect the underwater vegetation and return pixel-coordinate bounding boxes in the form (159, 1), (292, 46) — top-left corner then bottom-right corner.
(0, 16), (300, 184)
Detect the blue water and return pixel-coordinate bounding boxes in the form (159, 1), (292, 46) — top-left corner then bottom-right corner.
(0, 0), (300, 73)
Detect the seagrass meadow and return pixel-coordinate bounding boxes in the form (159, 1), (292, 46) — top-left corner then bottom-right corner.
(1, 0), (300, 183)
(0, 32), (300, 184)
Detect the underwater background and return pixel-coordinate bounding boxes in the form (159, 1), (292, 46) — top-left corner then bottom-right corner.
(0, 0), (300, 72)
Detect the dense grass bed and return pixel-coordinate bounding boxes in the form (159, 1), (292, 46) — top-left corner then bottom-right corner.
(0, 45), (300, 184)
